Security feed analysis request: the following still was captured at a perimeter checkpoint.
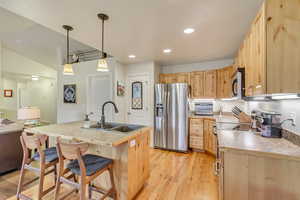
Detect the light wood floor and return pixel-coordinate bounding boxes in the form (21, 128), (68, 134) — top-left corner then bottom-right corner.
(0, 149), (218, 200)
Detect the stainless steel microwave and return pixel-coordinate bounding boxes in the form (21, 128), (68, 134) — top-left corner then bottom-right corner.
(232, 68), (245, 99)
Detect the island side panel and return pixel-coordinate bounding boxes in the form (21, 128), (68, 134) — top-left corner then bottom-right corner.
(128, 128), (150, 199)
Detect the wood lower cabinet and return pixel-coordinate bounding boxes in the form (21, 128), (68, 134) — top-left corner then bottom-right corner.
(219, 150), (300, 200)
(189, 118), (204, 150)
(217, 66), (234, 98)
(189, 118), (216, 156)
(159, 73), (190, 84)
(128, 130), (150, 199)
(204, 119), (216, 155)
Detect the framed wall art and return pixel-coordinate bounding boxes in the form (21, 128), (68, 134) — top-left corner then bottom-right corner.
(63, 84), (77, 104)
(117, 81), (125, 96)
(4, 90), (13, 97)
(131, 81), (143, 109)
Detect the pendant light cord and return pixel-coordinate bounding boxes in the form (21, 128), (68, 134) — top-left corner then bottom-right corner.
(101, 18), (105, 58)
(67, 29), (70, 64)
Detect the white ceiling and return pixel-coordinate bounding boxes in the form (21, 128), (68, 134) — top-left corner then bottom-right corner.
(0, 0), (264, 66)
(0, 7), (96, 69)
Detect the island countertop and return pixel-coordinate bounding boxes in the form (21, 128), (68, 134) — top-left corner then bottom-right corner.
(25, 121), (151, 147)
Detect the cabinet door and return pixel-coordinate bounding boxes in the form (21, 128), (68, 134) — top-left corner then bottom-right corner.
(176, 73), (190, 84)
(189, 118), (204, 150)
(190, 71), (205, 98)
(159, 74), (167, 83)
(244, 4), (266, 96)
(217, 66), (234, 98)
(204, 70), (217, 98)
(204, 119), (216, 155)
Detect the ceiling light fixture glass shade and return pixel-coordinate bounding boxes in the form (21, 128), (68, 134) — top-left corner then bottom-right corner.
(62, 25), (74, 76)
(63, 63), (74, 75)
(97, 13), (109, 72)
(97, 58), (109, 72)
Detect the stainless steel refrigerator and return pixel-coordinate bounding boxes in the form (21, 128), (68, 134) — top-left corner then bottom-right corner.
(154, 83), (189, 152)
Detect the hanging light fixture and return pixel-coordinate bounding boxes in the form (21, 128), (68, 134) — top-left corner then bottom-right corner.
(62, 25), (74, 75)
(97, 13), (109, 72)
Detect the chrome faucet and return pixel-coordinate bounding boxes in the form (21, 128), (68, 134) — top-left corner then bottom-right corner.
(100, 101), (119, 128)
(281, 118), (296, 127)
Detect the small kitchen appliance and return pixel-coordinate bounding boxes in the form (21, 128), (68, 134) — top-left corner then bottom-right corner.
(195, 102), (213, 116)
(253, 110), (282, 138)
(232, 68), (245, 99)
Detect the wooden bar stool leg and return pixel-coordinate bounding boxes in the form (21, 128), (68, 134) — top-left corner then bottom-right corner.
(80, 179), (87, 200)
(88, 183), (92, 199)
(54, 177), (61, 200)
(38, 166), (46, 200)
(108, 166), (117, 200)
(16, 166), (26, 200)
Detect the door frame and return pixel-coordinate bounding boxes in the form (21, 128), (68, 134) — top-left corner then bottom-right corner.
(86, 73), (113, 120)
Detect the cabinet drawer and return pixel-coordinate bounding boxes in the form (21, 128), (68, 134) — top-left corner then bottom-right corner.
(190, 118), (203, 125)
(190, 136), (204, 149)
(190, 127), (203, 136)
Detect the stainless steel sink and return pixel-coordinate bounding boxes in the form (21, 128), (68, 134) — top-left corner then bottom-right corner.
(112, 124), (144, 133)
(87, 122), (144, 133)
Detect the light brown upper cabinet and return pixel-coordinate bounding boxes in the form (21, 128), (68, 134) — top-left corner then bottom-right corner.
(159, 73), (190, 84)
(203, 70), (217, 98)
(190, 70), (217, 99)
(190, 71), (205, 98)
(234, 0), (300, 96)
(217, 66), (234, 98)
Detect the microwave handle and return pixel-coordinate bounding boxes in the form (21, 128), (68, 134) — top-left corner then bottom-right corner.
(232, 79), (238, 96)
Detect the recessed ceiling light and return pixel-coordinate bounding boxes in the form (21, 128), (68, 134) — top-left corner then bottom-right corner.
(128, 55), (136, 58)
(32, 75), (39, 81)
(184, 28), (195, 34)
(163, 49), (172, 54)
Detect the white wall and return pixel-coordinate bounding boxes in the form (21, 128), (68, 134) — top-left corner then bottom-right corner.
(57, 58), (127, 123)
(0, 46), (57, 122)
(2, 47), (57, 78)
(161, 58), (233, 73)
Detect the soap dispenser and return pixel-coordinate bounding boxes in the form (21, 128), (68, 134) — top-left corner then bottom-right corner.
(83, 112), (93, 128)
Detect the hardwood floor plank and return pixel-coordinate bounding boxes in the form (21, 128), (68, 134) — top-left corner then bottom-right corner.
(1, 149), (218, 200)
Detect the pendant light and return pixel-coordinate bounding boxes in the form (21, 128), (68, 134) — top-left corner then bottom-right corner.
(63, 25), (74, 75)
(97, 13), (109, 72)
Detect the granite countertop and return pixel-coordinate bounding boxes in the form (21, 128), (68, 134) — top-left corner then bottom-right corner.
(0, 123), (24, 134)
(218, 130), (300, 161)
(25, 121), (151, 147)
(189, 113), (239, 123)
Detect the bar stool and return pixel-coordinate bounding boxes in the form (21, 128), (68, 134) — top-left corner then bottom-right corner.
(17, 132), (58, 200)
(55, 138), (116, 200)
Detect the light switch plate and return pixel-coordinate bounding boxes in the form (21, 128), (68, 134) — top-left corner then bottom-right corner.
(130, 140), (136, 147)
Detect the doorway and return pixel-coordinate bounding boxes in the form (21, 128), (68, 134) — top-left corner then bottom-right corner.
(126, 73), (151, 126)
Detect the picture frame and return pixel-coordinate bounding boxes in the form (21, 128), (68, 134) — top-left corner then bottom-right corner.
(4, 90), (13, 97)
(117, 81), (125, 96)
(131, 81), (143, 109)
(63, 84), (77, 104)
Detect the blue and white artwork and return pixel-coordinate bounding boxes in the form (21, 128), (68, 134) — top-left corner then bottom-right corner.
(64, 84), (77, 104)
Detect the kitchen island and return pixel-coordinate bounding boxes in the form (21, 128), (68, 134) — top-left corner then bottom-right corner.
(26, 121), (151, 200)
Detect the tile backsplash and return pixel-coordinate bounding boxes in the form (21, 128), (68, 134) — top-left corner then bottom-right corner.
(189, 98), (300, 136)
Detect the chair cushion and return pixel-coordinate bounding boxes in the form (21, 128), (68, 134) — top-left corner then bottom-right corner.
(67, 154), (113, 176)
(33, 147), (58, 163)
